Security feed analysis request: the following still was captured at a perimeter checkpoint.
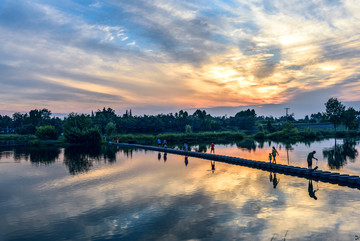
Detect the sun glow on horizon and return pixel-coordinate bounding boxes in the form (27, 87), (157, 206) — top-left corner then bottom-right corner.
(0, 0), (360, 114)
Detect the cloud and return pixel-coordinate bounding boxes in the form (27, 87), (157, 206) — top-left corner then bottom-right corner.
(0, 0), (360, 115)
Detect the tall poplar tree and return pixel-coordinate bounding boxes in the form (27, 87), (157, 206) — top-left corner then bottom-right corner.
(325, 98), (345, 131)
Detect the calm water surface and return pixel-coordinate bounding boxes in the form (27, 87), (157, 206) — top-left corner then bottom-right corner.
(0, 139), (360, 240)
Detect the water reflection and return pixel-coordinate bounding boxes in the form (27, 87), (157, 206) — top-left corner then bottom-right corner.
(211, 160), (215, 173)
(0, 150), (12, 159)
(63, 145), (100, 175)
(236, 139), (256, 151)
(285, 143), (294, 165)
(63, 145), (121, 175)
(196, 144), (207, 153)
(10, 147), (60, 165)
(308, 179), (319, 200)
(120, 147), (134, 158)
(185, 156), (189, 166)
(3, 142), (360, 240)
(323, 139), (359, 169)
(269, 172), (280, 188)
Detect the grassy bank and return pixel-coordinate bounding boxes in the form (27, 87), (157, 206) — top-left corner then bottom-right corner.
(254, 129), (360, 143)
(109, 129), (360, 146)
(2, 129), (360, 148)
(0, 134), (65, 147)
(107, 131), (245, 146)
(0, 134), (37, 141)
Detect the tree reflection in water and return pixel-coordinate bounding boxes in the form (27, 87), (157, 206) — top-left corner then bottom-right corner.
(13, 147), (60, 166)
(64, 145), (99, 175)
(236, 139), (256, 151)
(64, 145), (119, 175)
(198, 144), (207, 153)
(323, 139), (358, 169)
(120, 147), (134, 158)
(285, 143), (294, 165)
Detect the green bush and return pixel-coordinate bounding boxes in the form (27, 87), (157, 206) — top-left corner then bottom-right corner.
(83, 128), (102, 145)
(64, 128), (101, 145)
(185, 124), (192, 133)
(64, 127), (83, 143)
(105, 122), (116, 136)
(35, 125), (58, 140)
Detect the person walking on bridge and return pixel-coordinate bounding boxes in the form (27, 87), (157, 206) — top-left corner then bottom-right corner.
(272, 146), (279, 163)
(210, 143), (215, 154)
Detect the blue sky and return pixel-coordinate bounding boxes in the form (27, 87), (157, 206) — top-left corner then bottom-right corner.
(0, 0), (359, 117)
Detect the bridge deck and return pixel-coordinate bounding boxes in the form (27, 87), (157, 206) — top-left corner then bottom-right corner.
(110, 142), (360, 189)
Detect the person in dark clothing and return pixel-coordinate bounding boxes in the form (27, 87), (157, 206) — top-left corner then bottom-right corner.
(272, 146), (279, 163)
(307, 151), (318, 169)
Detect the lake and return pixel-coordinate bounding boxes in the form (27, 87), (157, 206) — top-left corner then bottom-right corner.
(0, 138), (360, 240)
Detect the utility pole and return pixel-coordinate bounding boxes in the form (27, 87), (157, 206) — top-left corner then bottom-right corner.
(284, 108), (290, 117)
(284, 107), (290, 122)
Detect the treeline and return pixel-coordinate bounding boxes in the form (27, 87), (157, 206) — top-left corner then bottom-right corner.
(0, 98), (359, 143)
(0, 108), (259, 136)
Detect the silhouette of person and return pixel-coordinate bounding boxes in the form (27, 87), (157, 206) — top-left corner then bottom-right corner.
(210, 143), (215, 154)
(184, 142), (188, 151)
(308, 180), (318, 200)
(157, 138), (161, 146)
(164, 153), (167, 162)
(158, 152), (161, 161)
(211, 160), (215, 173)
(268, 153), (272, 163)
(272, 173), (280, 188)
(272, 146), (279, 163)
(270, 172), (280, 188)
(307, 151), (318, 169)
(185, 156), (188, 166)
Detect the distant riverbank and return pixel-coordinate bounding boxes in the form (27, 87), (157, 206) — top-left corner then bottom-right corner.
(1, 129), (360, 147)
(106, 129), (360, 146)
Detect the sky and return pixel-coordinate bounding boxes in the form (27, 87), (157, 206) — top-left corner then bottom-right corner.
(0, 0), (359, 118)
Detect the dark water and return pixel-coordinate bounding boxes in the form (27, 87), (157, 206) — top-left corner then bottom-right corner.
(0, 139), (360, 240)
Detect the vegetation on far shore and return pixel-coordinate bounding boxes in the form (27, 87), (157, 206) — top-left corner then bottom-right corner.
(0, 97), (359, 146)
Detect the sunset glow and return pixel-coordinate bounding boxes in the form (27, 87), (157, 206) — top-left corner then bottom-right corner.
(0, 0), (360, 115)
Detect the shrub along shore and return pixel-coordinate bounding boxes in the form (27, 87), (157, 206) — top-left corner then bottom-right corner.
(106, 129), (360, 146)
(1, 98), (359, 146)
(1, 129), (360, 147)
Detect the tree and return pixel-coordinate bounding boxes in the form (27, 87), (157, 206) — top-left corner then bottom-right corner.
(62, 113), (96, 144)
(29, 108), (52, 126)
(310, 112), (327, 123)
(304, 115), (309, 123)
(63, 113), (92, 132)
(325, 98), (345, 131)
(185, 124), (192, 133)
(266, 120), (275, 133)
(35, 125), (58, 140)
(232, 109), (256, 131)
(105, 122), (116, 136)
(343, 107), (358, 130)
